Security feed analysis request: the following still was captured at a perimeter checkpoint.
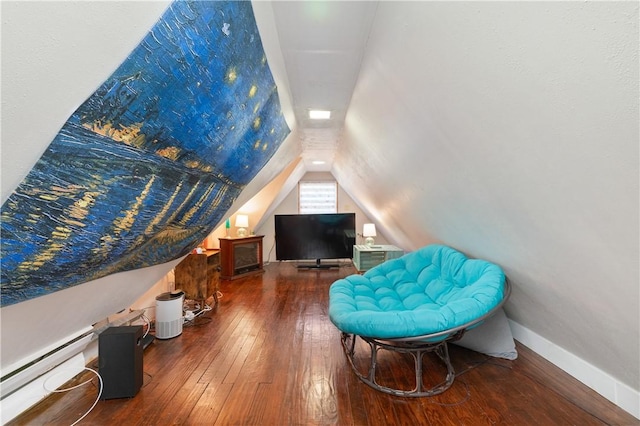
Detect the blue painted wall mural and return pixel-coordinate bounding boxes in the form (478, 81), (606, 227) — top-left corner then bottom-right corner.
(0, 0), (290, 306)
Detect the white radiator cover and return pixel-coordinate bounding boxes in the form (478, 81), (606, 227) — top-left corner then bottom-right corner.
(1, 327), (93, 398)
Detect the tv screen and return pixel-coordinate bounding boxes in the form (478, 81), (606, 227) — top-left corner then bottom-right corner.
(274, 213), (356, 262)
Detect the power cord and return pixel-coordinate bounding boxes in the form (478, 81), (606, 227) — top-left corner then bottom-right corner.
(43, 367), (103, 426)
(139, 313), (151, 339)
(183, 300), (214, 323)
(264, 238), (276, 265)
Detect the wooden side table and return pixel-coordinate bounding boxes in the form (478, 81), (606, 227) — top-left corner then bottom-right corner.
(174, 249), (220, 305)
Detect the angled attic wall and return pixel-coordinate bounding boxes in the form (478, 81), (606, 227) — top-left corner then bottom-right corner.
(1, 1), (295, 371)
(1, 1), (171, 203)
(1, 1), (290, 306)
(335, 1), (639, 392)
(1, 0), (168, 374)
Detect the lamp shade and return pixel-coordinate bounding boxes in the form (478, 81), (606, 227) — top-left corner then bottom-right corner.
(362, 223), (376, 237)
(235, 214), (249, 228)
(235, 214), (249, 237)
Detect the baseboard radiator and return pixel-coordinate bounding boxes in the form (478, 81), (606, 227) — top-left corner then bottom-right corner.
(0, 327), (93, 424)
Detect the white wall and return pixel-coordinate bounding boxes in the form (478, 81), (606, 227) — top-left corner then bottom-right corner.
(334, 1), (639, 393)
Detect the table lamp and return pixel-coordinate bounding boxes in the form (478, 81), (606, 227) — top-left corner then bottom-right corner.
(363, 223), (376, 247)
(235, 214), (249, 237)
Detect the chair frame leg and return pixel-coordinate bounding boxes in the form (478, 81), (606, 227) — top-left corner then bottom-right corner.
(340, 332), (459, 397)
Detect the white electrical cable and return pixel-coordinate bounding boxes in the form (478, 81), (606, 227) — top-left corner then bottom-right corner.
(135, 305), (156, 311)
(140, 314), (151, 338)
(43, 366), (103, 426)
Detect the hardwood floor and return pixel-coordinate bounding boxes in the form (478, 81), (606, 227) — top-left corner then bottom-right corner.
(9, 262), (638, 425)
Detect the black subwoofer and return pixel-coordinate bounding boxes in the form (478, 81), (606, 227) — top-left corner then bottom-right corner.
(98, 325), (143, 399)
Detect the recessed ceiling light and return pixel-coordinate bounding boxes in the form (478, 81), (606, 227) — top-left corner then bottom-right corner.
(312, 160), (326, 165)
(309, 110), (331, 120)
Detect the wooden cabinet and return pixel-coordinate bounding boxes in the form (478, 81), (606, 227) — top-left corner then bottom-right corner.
(174, 250), (220, 304)
(352, 244), (404, 272)
(219, 235), (264, 280)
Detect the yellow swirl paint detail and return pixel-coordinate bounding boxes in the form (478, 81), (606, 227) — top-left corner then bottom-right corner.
(225, 66), (238, 84)
(68, 191), (100, 222)
(144, 181), (184, 235)
(202, 185), (228, 219)
(84, 121), (146, 147)
(18, 227), (71, 272)
(39, 194), (59, 202)
(16, 185), (97, 273)
(180, 181), (217, 226)
(112, 175), (156, 237)
(157, 146), (181, 161)
(171, 182), (201, 226)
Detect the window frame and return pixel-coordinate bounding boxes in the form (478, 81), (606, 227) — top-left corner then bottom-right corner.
(298, 181), (338, 214)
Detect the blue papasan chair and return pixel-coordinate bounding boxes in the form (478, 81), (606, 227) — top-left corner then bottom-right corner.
(329, 244), (511, 397)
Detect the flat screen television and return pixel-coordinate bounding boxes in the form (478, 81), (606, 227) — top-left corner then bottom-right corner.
(274, 213), (356, 268)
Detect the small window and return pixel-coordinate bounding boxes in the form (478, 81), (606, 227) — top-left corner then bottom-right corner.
(298, 181), (337, 214)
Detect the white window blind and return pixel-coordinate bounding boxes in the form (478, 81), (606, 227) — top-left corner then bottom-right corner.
(298, 181), (337, 214)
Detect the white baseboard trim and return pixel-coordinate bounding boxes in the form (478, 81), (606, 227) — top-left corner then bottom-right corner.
(508, 320), (639, 420)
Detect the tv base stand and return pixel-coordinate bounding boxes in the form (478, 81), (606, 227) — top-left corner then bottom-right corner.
(297, 259), (340, 270)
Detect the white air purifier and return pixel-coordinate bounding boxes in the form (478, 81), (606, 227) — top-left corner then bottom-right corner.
(155, 291), (185, 339)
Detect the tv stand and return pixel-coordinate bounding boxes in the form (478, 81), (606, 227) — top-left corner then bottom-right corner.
(297, 259), (340, 270)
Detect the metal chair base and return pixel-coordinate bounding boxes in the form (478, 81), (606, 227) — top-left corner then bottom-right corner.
(340, 332), (461, 397)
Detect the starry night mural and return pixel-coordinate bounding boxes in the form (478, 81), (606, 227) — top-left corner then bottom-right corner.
(0, 1), (290, 306)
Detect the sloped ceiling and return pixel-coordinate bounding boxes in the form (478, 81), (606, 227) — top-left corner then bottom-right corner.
(269, 1), (378, 171)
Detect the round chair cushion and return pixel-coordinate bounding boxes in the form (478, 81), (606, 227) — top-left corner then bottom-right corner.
(329, 245), (506, 339)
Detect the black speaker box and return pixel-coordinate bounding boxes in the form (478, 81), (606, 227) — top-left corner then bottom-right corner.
(98, 325), (143, 399)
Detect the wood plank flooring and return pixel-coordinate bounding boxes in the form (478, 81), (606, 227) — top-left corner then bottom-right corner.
(9, 262), (639, 425)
